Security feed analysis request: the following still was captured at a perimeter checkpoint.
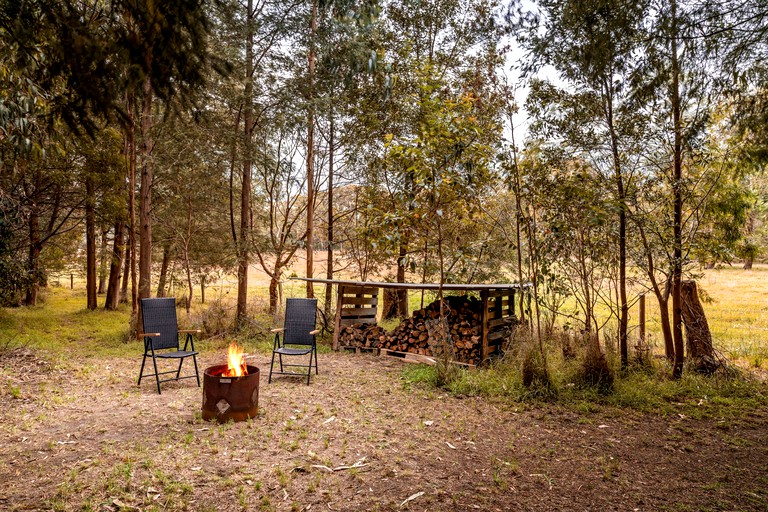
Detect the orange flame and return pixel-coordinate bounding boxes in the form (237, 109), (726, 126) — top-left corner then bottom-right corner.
(223, 342), (248, 377)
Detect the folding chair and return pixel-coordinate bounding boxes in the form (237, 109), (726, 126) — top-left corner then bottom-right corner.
(137, 297), (200, 394)
(268, 298), (319, 385)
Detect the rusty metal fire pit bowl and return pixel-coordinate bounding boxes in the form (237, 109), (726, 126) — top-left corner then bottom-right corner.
(202, 364), (260, 423)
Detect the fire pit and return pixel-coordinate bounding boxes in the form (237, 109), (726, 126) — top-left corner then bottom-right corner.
(202, 343), (260, 423)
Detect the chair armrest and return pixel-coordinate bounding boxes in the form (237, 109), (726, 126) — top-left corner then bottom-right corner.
(139, 333), (161, 337)
(270, 328), (284, 333)
(178, 329), (201, 334)
(309, 329), (320, 335)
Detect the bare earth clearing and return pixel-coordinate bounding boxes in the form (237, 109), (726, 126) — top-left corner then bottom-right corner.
(1, 348), (767, 511)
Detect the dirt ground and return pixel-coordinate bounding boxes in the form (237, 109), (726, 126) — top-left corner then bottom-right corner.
(1, 347), (767, 512)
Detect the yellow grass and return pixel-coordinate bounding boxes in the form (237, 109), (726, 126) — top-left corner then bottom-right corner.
(639, 265), (768, 369)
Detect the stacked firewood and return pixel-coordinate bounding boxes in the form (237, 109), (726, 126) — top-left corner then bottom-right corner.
(338, 323), (387, 349)
(380, 295), (483, 364)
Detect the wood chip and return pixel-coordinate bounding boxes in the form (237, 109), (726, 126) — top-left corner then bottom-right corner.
(400, 491), (425, 508)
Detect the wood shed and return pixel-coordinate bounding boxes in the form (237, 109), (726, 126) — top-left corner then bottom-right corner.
(295, 278), (531, 364)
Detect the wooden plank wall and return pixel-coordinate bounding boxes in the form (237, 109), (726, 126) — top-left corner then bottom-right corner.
(332, 285), (379, 350)
(480, 288), (517, 362)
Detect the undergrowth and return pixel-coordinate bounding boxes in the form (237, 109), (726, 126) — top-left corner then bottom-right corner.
(401, 335), (768, 419)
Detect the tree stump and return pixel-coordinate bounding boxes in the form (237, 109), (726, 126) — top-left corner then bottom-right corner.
(680, 280), (719, 374)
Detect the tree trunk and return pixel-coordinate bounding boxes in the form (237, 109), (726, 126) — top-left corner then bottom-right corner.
(97, 227), (109, 294)
(126, 93), (138, 315)
(183, 199), (194, 316)
(85, 176), (97, 310)
(120, 227), (131, 304)
(681, 280), (719, 373)
(670, 0), (685, 379)
(269, 272), (280, 316)
(138, 76), (155, 335)
(743, 259), (753, 270)
(105, 220), (124, 310)
(24, 203), (41, 306)
(324, 110), (334, 321)
(396, 243), (409, 317)
(156, 242), (171, 297)
(236, 0), (254, 328)
(305, 0), (317, 299)
(200, 275), (206, 304)
(381, 288), (400, 320)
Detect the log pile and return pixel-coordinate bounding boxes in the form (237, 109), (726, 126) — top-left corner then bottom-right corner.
(338, 323), (387, 350)
(380, 295), (484, 365)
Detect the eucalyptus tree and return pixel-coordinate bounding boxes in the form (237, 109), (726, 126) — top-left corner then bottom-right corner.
(211, 0), (303, 326)
(252, 121), (311, 314)
(518, 0), (648, 367)
(361, 0), (505, 315)
(630, 0), (737, 377)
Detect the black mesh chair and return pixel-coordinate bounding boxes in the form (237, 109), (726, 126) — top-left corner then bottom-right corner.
(138, 297), (201, 394)
(269, 298), (319, 385)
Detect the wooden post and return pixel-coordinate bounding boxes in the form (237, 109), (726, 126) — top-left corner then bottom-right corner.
(333, 284), (344, 351)
(639, 293), (646, 348)
(70, 273), (74, 289)
(480, 289), (489, 363)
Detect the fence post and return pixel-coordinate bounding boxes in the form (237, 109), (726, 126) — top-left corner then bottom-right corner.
(70, 273), (74, 289)
(639, 293), (646, 348)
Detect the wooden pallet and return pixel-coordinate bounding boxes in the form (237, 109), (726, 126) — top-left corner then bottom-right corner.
(379, 348), (436, 365)
(379, 348), (476, 368)
(339, 345), (380, 355)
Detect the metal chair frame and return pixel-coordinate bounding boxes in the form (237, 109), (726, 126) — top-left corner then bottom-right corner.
(269, 298), (319, 385)
(137, 297), (200, 394)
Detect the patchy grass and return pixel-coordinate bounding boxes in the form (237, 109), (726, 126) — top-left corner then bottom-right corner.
(2, 278), (768, 510)
(403, 341), (768, 420)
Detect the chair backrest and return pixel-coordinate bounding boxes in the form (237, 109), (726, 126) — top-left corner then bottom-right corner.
(283, 298), (317, 346)
(141, 298), (180, 350)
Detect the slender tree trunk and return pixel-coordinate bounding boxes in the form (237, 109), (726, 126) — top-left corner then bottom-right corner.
(85, 176), (97, 310)
(138, 75), (155, 336)
(156, 242), (171, 297)
(120, 229), (131, 303)
(97, 227), (109, 294)
(24, 201), (40, 306)
(184, 200), (194, 315)
(670, 0), (685, 379)
(105, 220), (124, 310)
(200, 275), (206, 304)
(396, 242), (408, 316)
(237, 0), (255, 328)
(324, 111), (334, 321)
(305, 0), (317, 299)
(126, 93), (138, 315)
(507, 107), (526, 326)
(606, 95), (629, 368)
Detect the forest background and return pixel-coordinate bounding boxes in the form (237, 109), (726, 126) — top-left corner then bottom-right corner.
(2, 0), (768, 381)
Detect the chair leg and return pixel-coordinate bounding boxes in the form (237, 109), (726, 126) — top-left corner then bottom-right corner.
(313, 347), (319, 374)
(175, 358), (184, 380)
(192, 354), (200, 387)
(151, 353), (162, 394)
(268, 350), (277, 383)
(138, 353), (148, 385)
(306, 351), (312, 385)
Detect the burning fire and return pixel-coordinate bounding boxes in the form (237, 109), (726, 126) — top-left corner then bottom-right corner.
(223, 342), (248, 377)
